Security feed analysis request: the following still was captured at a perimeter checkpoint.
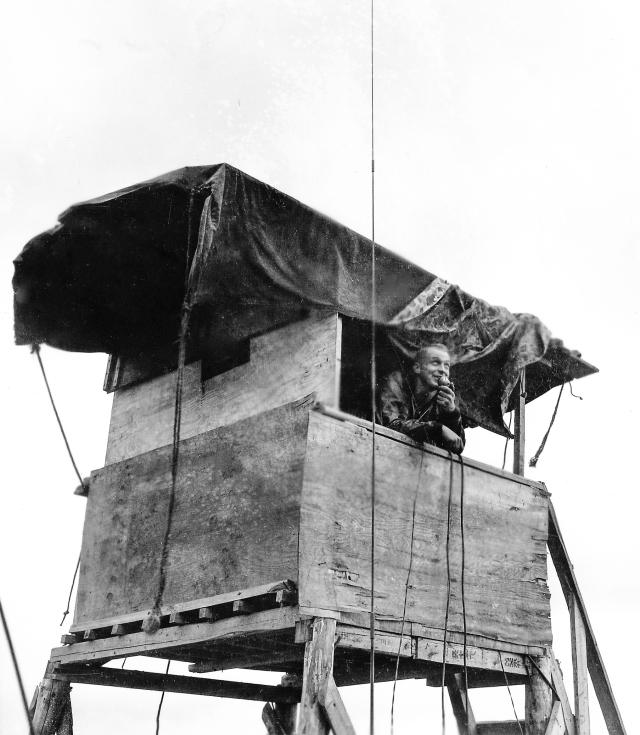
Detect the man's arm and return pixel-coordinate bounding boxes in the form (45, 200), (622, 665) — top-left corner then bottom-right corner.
(436, 384), (466, 453)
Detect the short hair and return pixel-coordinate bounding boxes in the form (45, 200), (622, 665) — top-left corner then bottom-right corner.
(415, 343), (450, 363)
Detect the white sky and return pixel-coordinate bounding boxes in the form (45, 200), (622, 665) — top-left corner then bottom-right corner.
(1, 1), (638, 733)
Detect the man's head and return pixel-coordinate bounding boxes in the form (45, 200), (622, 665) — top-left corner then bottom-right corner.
(412, 343), (451, 391)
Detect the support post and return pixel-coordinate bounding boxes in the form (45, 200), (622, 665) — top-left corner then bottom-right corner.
(274, 674), (301, 735)
(297, 618), (337, 735)
(447, 673), (478, 735)
(570, 595), (591, 735)
(513, 369), (526, 476)
(32, 669), (72, 735)
(525, 654), (554, 735)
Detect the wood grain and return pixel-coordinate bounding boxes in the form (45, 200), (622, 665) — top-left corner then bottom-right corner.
(74, 401), (310, 627)
(105, 312), (340, 464)
(299, 411), (552, 649)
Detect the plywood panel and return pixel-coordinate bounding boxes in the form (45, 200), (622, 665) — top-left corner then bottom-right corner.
(299, 412), (551, 648)
(75, 400), (311, 627)
(106, 312), (340, 464)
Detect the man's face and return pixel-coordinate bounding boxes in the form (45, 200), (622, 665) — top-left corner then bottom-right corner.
(413, 346), (451, 390)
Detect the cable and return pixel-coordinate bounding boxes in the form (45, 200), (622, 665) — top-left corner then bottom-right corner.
(501, 412), (513, 471)
(368, 0), (377, 732)
(390, 451), (424, 735)
(440, 452), (455, 735)
(32, 344), (86, 491)
(144, 191), (198, 633)
(0, 597), (36, 735)
(59, 554), (81, 626)
(499, 653), (524, 735)
(458, 454), (469, 733)
(154, 660), (171, 735)
(529, 383), (565, 468)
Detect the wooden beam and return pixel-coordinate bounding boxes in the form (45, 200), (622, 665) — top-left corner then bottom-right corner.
(525, 654), (554, 735)
(51, 666), (301, 703)
(547, 502), (626, 735)
(298, 618), (337, 735)
(447, 673), (478, 735)
(70, 579), (294, 634)
(570, 595), (591, 734)
(262, 703), (288, 735)
(513, 369), (526, 476)
(318, 677), (357, 735)
(544, 701), (566, 735)
(32, 677), (71, 735)
(549, 653), (576, 735)
(476, 722), (525, 735)
(51, 607), (297, 666)
(188, 648), (301, 674)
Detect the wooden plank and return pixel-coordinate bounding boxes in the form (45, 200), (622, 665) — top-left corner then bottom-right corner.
(52, 666), (301, 703)
(549, 654), (576, 735)
(298, 618), (337, 735)
(335, 625), (528, 678)
(314, 404), (547, 489)
(544, 701), (567, 735)
(447, 673), (479, 735)
(526, 654), (554, 735)
(52, 607), (297, 665)
(547, 502), (626, 735)
(318, 678), (357, 735)
(74, 401), (309, 628)
(570, 595), (591, 735)
(513, 369), (526, 476)
(106, 312), (341, 463)
(338, 612), (545, 657)
(301, 412), (551, 649)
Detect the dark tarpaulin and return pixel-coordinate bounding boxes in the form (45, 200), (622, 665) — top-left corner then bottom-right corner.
(13, 163), (596, 435)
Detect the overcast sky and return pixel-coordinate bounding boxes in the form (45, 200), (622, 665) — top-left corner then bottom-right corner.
(1, 2), (638, 733)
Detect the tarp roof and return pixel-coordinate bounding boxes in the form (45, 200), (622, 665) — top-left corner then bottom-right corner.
(13, 163), (597, 435)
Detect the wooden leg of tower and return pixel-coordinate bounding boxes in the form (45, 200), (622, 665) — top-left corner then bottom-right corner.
(275, 673), (301, 734)
(570, 595), (590, 735)
(525, 654), (554, 735)
(297, 618), (337, 735)
(447, 673), (478, 735)
(31, 667), (72, 735)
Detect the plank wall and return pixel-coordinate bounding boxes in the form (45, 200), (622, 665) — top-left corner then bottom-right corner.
(105, 312), (341, 464)
(74, 400), (311, 629)
(299, 411), (552, 649)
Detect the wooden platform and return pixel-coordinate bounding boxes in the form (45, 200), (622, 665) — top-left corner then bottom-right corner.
(73, 399), (551, 655)
(56, 600), (534, 689)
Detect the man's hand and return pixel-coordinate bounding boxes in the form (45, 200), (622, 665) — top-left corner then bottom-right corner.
(436, 384), (456, 414)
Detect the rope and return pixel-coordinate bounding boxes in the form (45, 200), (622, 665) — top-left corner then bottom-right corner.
(368, 0), (377, 732)
(32, 344), (86, 490)
(529, 383), (565, 468)
(154, 660), (171, 735)
(440, 452), (455, 735)
(144, 191), (198, 633)
(499, 653), (524, 735)
(31, 344), (87, 626)
(0, 597), (36, 735)
(569, 381), (583, 400)
(59, 555), (81, 626)
(501, 412), (513, 471)
(390, 451), (424, 735)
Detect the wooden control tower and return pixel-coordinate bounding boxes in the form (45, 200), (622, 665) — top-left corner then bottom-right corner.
(16, 166), (625, 734)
